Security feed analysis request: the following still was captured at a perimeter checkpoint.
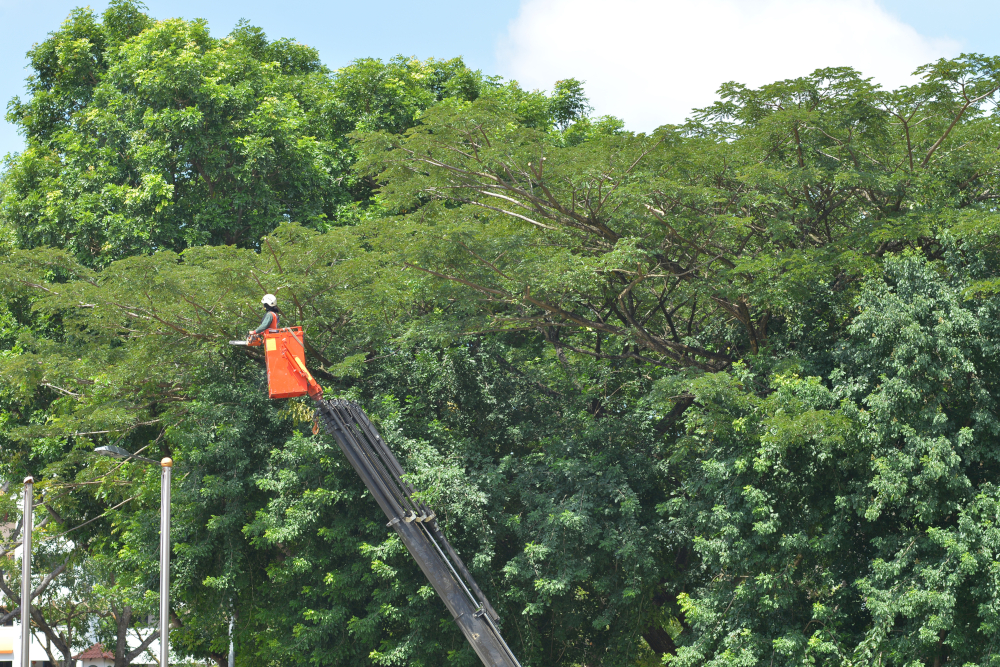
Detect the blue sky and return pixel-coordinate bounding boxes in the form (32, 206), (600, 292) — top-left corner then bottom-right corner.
(1, 0), (998, 157)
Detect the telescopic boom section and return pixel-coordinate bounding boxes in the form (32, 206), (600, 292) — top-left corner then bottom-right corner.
(315, 400), (521, 667)
(230, 330), (520, 667)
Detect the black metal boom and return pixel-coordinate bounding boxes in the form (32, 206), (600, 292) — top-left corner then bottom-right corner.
(314, 399), (521, 667)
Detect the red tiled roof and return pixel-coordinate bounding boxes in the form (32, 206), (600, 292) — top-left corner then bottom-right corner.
(73, 643), (114, 660)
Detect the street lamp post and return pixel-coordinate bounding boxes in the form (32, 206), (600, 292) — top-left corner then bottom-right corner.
(93, 446), (172, 666)
(20, 476), (32, 667)
(159, 457), (172, 667)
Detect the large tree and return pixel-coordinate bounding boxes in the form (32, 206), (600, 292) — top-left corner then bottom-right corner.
(0, 2), (495, 266)
(2, 2), (350, 263)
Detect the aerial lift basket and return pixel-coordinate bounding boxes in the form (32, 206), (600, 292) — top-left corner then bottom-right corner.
(234, 327), (322, 399)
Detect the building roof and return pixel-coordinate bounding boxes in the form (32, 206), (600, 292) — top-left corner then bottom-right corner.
(73, 643), (114, 660)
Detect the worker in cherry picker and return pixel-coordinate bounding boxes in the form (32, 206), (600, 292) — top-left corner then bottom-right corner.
(249, 294), (281, 340)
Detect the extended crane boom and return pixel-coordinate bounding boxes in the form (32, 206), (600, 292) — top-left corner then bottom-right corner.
(315, 400), (521, 667)
(231, 329), (521, 667)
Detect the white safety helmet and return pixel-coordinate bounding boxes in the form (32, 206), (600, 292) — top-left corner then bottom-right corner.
(261, 294), (277, 307)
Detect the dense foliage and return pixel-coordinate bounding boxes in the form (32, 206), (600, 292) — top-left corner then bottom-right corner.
(4, 3), (1000, 667)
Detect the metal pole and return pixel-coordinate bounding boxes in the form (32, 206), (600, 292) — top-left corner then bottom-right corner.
(159, 459), (172, 667)
(20, 477), (32, 667)
(228, 617), (234, 667)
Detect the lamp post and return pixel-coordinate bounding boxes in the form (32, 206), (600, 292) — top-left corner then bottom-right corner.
(93, 446), (172, 666)
(159, 457), (171, 667)
(20, 476), (32, 667)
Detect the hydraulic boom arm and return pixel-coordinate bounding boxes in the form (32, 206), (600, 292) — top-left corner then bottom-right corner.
(314, 399), (521, 667)
(231, 332), (520, 666)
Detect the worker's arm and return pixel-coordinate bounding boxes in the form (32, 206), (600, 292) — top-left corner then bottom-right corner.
(251, 311), (275, 335)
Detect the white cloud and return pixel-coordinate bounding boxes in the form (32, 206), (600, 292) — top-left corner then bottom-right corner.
(497, 0), (960, 131)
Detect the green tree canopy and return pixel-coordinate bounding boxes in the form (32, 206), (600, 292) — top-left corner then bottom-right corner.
(8, 5), (1000, 666)
(0, 3), (497, 266)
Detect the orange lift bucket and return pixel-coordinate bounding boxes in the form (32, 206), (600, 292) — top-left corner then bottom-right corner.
(261, 327), (323, 400)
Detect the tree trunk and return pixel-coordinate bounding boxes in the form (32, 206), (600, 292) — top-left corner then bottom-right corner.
(642, 624), (678, 657)
(30, 608), (72, 667)
(113, 605), (133, 667)
(0, 559), (72, 667)
(107, 605), (160, 667)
